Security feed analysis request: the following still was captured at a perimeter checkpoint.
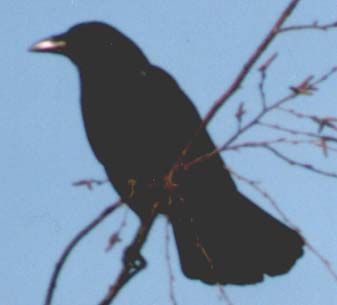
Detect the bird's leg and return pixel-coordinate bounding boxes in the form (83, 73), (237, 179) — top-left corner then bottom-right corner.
(99, 201), (160, 305)
(123, 201), (159, 271)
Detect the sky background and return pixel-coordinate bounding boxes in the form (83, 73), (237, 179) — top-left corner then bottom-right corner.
(1, 1), (337, 305)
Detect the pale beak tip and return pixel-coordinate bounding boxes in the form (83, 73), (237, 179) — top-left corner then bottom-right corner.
(29, 39), (66, 52)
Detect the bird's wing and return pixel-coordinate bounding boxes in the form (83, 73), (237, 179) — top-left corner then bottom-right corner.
(146, 66), (304, 285)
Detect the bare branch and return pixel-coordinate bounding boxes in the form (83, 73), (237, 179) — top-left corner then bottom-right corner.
(44, 199), (123, 305)
(280, 20), (337, 33)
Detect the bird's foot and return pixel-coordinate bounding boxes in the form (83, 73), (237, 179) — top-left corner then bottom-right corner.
(123, 245), (147, 273)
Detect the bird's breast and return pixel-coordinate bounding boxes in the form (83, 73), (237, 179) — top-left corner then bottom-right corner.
(80, 84), (177, 180)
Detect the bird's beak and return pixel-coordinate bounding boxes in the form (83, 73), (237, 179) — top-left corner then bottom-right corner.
(29, 37), (66, 53)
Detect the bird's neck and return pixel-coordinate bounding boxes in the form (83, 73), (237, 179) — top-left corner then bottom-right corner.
(79, 61), (145, 89)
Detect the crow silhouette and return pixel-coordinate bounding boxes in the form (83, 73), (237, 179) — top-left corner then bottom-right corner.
(31, 22), (304, 285)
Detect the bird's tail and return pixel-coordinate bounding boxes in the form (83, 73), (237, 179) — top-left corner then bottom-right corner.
(170, 161), (304, 285)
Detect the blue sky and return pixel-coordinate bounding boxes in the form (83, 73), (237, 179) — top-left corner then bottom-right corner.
(1, 1), (337, 305)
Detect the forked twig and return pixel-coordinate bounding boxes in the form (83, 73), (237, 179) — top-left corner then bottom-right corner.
(180, 0), (301, 159)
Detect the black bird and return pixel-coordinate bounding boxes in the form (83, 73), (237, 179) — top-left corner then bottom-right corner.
(30, 22), (304, 285)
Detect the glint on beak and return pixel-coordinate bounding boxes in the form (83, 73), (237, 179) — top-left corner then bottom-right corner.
(30, 38), (66, 52)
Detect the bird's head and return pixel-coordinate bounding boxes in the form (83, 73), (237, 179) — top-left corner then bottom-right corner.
(30, 22), (148, 69)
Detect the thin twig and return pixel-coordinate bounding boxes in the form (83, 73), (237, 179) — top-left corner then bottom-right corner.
(227, 138), (316, 149)
(259, 121), (337, 156)
(227, 138), (337, 156)
(72, 178), (109, 190)
(258, 52), (278, 109)
(312, 66), (337, 86)
(280, 20), (337, 33)
(228, 167), (293, 224)
(165, 217), (178, 305)
(259, 121), (337, 140)
(278, 107), (337, 133)
(217, 285), (234, 305)
(305, 242), (337, 282)
(265, 145), (337, 178)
